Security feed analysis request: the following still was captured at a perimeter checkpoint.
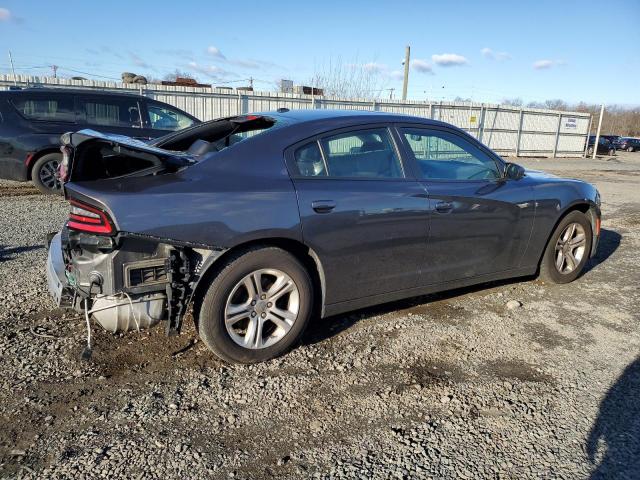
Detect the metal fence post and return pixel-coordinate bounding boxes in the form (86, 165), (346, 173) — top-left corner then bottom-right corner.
(478, 104), (485, 143)
(583, 115), (593, 158)
(429, 103), (434, 119)
(553, 113), (562, 157)
(515, 109), (524, 157)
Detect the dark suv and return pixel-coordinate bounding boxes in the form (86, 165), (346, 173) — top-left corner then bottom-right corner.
(0, 88), (199, 193)
(587, 135), (616, 156)
(619, 137), (640, 152)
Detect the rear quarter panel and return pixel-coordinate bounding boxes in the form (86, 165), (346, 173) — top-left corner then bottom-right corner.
(66, 136), (302, 248)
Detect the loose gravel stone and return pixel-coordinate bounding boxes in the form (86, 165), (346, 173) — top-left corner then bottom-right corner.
(1, 154), (640, 479)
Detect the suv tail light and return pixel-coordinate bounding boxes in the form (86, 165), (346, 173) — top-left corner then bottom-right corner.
(68, 199), (114, 235)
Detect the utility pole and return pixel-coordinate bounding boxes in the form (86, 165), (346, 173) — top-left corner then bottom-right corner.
(592, 104), (605, 160)
(401, 45), (410, 101)
(388, 88), (395, 100)
(249, 77), (253, 89)
(51, 65), (58, 78)
(8, 50), (17, 85)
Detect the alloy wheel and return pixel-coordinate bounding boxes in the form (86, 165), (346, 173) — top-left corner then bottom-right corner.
(554, 222), (587, 274)
(38, 159), (62, 191)
(224, 268), (299, 349)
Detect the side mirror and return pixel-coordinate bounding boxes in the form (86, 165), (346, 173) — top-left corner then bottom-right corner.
(504, 162), (525, 180)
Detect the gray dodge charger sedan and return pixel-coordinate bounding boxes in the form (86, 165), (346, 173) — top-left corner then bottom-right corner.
(46, 110), (601, 364)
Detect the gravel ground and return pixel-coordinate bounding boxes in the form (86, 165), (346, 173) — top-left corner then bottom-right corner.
(0, 152), (639, 479)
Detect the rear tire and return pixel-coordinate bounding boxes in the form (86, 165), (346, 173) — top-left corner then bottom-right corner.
(539, 211), (592, 284)
(628, 146), (634, 152)
(198, 247), (313, 364)
(31, 153), (63, 195)
(608, 148), (615, 156)
(587, 146), (594, 156)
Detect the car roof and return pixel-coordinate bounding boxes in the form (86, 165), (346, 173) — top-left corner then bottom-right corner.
(260, 108), (454, 129)
(0, 87), (145, 99)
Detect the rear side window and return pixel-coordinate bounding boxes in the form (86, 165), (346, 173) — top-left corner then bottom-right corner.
(11, 95), (75, 122)
(294, 142), (326, 177)
(147, 104), (195, 131)
(305, 128), (403, 179)
(79, 96), (141, 128)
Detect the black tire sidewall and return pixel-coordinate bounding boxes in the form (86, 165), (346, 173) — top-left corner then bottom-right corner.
(198, 248), (313, 364)
(31, 153), (63, 195)
(542, 211), (593, 284)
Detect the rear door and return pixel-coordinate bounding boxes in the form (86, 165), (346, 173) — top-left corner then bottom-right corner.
(396, 125), (535, 284)
(287, 125), (431, 305)
(76, 94), (146, 139)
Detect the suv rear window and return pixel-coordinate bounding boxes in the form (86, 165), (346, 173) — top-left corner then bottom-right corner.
(11, 95), (75, 122)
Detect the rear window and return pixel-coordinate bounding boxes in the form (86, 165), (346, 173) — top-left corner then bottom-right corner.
(161, 115), (281, 153)
(11, 95), (75, 122)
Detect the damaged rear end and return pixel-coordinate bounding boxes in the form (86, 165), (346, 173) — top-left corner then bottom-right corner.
(47, 129), (218, 338)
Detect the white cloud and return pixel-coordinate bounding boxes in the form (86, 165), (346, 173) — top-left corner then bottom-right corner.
(389, 70), (404, 81)
(188, 61), (229, 79)
(0, 7), (10, 21)
(431, 53), (468, 67)
(481, 47), (511, 61)
(361, 62), (387, 74)
(411, 59), (433, 74)
(207, 46), (226, 60)
(129, 53), (151, 69)
(532, 59), (565, 70)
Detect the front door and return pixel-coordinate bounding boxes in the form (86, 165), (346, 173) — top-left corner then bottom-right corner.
(288, 126), (431, 305)
(397, 125), (535, 284)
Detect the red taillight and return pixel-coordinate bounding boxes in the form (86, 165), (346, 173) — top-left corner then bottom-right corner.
(67, 199), (114, 235)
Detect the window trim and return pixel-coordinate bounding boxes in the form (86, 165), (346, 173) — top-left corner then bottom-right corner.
(393, 123), (506, 183)
(285, 123), (410, 181)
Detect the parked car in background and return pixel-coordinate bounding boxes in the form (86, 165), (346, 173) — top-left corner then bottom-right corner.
(599, 135), (623, 149)
(47, 110), (601, 364)
(587, 135), (616, 156)
(618, 137), (640, 152)
(0, 88), (199, 194)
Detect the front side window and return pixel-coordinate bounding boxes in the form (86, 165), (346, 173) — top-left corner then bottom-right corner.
(401, 128), (500, 181)
(80, 96), (141, 128)
(11, 95), (75, 122)
(315, 128), (403, 178)
(147, 104), (195, 131)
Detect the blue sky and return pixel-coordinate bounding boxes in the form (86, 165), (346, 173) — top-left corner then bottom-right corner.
(0, 0), (638, 105)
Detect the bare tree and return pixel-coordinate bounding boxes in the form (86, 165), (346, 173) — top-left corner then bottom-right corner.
(502, 97), (523, 107)
(163, 69), (196, 82)
(308, 57), (390, 99)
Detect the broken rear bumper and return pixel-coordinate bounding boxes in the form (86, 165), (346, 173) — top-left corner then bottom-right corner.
(46, 233), (74, 307)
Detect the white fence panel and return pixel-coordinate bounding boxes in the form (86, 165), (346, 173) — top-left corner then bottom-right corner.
(0, 74), (592, 157)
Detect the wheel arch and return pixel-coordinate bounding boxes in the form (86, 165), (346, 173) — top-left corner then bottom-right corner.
(536, 200), (599, 269)
(189, 237), (326, 326)
(27, 148), (62, 180)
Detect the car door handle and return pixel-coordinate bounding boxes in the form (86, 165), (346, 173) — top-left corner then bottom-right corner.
(435, 201), (454, 214)
(311, 200), (336, 214)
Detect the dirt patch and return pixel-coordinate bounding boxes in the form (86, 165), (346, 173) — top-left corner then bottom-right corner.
(481, 359), (553, 383)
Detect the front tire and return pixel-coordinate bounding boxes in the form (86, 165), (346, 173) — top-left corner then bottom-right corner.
(608, 148), (615, 156)
(587, 146), (594, 156)
(31, 153), (63, 195)
(539, 211), (592, 284)
(628, 146), (634, 152)
(198, 247), (313, 364)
